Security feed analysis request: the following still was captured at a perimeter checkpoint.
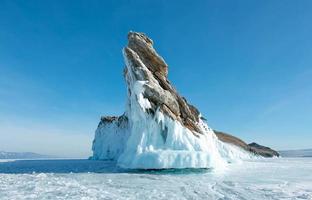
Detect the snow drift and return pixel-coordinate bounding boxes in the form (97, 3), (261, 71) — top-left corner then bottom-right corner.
(91, 32), (253, 169)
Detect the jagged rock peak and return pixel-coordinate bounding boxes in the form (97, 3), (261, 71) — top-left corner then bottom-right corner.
(91, 31), (257, 169)
(128, 31), (153, 45)
(124, 31), (202, 135)
(127, 31), (168, 76)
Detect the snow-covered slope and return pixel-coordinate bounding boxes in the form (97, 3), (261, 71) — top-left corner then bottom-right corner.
(91, 32), (254, 169)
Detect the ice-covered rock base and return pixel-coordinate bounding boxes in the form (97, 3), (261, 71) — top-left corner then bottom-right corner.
(92, 111), (252, 169)
(91, 32), (254, 169)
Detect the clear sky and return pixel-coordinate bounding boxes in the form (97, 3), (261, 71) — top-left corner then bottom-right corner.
(0, 0), (311, 157)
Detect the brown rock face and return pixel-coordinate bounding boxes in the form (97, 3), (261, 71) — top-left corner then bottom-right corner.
(214, 130), (279, 157)
(124, 32), (202, 135)
(248, 142), (280, 157)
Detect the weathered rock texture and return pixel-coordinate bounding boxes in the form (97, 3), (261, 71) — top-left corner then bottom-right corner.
(124, 32), (202, 135)
(95, 31), (279, 159)
(248, 142), (280, 157)
(214, 130), (279, 157)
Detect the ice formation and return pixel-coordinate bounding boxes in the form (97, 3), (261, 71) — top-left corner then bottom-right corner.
(91, 32), (254, 169)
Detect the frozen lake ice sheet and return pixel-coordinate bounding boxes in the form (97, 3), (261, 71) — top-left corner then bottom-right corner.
(0, 158), (312, 200)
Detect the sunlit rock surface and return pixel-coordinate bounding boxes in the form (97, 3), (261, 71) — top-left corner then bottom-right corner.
(91, 32), (277, 169)
(214, 130), (279, 157)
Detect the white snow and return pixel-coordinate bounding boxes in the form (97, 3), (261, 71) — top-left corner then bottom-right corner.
(117, 108), (251, 169)
(1, 158), (312, 200)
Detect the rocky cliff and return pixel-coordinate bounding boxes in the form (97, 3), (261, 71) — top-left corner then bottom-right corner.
(124, 32), (202, 135)
(214, 130), (279, 157)
(91, 31), (277, 169)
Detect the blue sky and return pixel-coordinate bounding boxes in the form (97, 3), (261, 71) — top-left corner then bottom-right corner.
(0, 0), (311, 157)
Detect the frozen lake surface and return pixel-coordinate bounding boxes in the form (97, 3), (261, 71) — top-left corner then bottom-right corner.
(0, 158), (311, 200)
